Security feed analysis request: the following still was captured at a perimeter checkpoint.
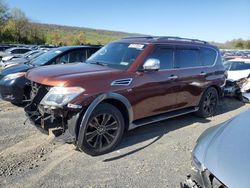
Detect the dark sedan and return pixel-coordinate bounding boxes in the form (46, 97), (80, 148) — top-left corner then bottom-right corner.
(0, 45), (101, 104)
(182, 109), (250, 188)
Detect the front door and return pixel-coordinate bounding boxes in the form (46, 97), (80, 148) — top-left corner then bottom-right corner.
(131, 46), (180, 120)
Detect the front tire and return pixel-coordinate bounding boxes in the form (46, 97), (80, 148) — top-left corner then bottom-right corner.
(79, 103), (125, 156)
(196, 87), (218, 118)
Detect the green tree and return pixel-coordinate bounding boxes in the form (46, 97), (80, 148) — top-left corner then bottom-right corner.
(0, 0), (9, 42)
(245, 40), (250, 49)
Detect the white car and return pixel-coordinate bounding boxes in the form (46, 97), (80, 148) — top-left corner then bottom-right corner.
(223, 59), (250, 81)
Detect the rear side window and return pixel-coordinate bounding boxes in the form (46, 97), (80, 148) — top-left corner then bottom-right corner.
(175, 49), (201, 68)
(148, 47), (174, 69)
(200, 47), (217, 66)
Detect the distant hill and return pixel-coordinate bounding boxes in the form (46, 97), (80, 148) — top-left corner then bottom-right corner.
(32, 23), (143, 45)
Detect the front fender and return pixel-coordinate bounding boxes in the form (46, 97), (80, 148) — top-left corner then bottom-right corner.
(69, 92), (133, 149)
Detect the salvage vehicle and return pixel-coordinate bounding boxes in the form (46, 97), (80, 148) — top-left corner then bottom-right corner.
(224, 75), (250, 102)
(223, 59), (250, 81)
(0, 46), (100, 104)
(181, 109), (250, 188)
(24, 36), (226, 156)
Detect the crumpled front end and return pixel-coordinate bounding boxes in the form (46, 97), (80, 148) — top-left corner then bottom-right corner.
(24, 81), (84, 141)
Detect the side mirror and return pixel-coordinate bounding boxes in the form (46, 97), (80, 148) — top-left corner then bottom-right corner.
(143, 58), (160, 71)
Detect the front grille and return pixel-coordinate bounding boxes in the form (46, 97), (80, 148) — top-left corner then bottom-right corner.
(30, 82), (50, 104)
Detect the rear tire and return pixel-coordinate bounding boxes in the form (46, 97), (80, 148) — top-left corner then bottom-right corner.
(79, 103), (125, 156)
(196, 87), (218, 118)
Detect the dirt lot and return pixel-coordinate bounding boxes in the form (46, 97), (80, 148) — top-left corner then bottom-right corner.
(0, 98), (249, 188)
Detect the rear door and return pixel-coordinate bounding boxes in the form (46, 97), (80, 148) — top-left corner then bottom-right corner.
(174, 46), (205, 108)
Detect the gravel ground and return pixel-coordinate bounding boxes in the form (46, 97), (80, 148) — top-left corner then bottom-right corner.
(0, 98), (249, 188)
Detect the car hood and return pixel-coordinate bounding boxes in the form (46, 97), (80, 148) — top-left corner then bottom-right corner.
(0, 63), (32, 76)
(193, 109), (250, 187)
(227, 70), (250, 81)
(26, 63), (122, 87)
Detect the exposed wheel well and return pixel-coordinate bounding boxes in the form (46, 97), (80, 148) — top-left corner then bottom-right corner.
(208, 85), (222, 98)
(101, 99), (130, 132)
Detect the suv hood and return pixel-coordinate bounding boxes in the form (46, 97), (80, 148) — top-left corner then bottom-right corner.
(26, 63), (122, 86)
(193, 109), (250, 187)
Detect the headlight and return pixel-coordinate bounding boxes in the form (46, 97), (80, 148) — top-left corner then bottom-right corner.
(40, 87), (85, 108)
(2, 72), (26, 81)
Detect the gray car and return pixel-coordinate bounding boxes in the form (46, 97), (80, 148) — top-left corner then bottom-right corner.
(0, 50), (47, 68)
(0, 47), (31, 60)
(182, 109), (250, 188)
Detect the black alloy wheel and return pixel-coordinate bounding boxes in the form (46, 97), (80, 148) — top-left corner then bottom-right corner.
(79, 103), (125, 156)
(196, 87), (218, 118)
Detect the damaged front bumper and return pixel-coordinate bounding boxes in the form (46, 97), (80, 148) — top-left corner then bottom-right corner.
(24, 82), (84, 142)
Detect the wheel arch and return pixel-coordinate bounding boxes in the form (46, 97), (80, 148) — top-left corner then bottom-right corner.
(76, 92), (133, 149)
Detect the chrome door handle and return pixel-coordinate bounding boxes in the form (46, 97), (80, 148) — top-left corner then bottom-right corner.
(200, 72), (207, 76)
(168, 75), (178, 79)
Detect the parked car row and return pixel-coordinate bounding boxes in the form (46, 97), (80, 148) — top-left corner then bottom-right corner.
(0, 45), (101, 104)
(1, 37), (249, 187)
(0, 44), (57, 60)
(221, 49), (250, 61)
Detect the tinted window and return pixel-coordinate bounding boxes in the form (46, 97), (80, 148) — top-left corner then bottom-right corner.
(11, 49), (20, 53)
(148, 47), (173, 69)
(230, 61), (250, 71)
(57, 53), (69, 64)
(175, 49), (201, 68)
(69, 50), (87, 63)
(201, 47), (217, 66)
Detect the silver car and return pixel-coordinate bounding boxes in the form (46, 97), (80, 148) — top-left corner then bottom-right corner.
(182, 109), (250, 188)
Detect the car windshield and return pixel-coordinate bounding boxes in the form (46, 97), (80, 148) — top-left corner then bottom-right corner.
(224, 61), (250, 71)
(86, 42), (147, 70)
(26, 51), (45, 60)
(31, 49), (62, 66)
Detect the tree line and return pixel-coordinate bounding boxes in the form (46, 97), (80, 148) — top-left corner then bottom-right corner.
(0, 0), (250, 48)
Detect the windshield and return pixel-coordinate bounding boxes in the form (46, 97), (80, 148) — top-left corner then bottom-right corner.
(224, 61), (250, 71)
(31, 49), (62, 66)
(86, 42), (147, 70)
(26, 51), (45, 60)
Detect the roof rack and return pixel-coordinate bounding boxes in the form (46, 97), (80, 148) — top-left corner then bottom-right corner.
(158, 36), (208, 44)
(122, 36), (154, 40)
(122, 36), (208, 44)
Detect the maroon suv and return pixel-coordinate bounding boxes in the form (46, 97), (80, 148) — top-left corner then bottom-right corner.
(25, 36), (226, 156)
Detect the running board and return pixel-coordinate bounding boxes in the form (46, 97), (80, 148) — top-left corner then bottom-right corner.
(129, 107), (199, 130)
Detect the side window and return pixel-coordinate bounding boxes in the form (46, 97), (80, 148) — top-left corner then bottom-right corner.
(20, 49), (30, 53)
(69, 50), (86, 63)
(148, 47), (174, 69)
(87, 48), (99, 58)
(56, 53), (70, 64)
(11, 49), (20, 53)
(175, 49), (201, 68)
(201, 47), (217, 66)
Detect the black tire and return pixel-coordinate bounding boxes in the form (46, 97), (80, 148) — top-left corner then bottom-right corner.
(79, 103), (125, 156)
(196, 87), (218, 118)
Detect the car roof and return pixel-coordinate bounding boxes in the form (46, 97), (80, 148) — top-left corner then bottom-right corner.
(118, 36), (217, 48)
(228, 59), (250, 63)
(55, 45), (101, 52)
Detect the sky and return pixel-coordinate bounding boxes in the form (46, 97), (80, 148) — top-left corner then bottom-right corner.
(6, 0), (250, 43)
